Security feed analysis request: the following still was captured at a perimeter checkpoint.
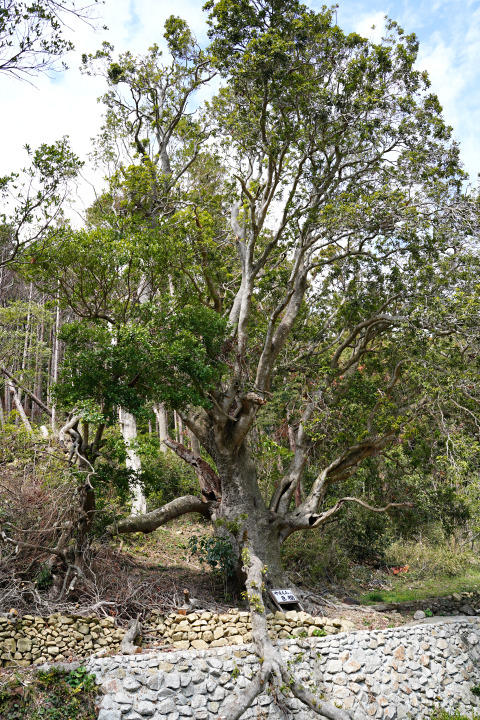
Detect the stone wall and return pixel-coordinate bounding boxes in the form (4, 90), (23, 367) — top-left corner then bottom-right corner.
(89, 618), (480, 720)
(0, 609), (354, 667)
(373, 590), (480, 618)
(0, 613), (126, 666)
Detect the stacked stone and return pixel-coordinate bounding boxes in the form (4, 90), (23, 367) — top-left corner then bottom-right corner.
(0, 609), (355, 667)
(0, 613), (125, 667)
(89, 618), (480, 720)
(374, 590), (480, 617)
(426, 591), (480, 617)
(147, 609), (355, 650)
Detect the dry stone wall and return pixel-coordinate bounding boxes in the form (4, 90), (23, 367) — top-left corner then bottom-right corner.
(88, 618), (480, 720)
(0, 613), (126, 666)
(0, 609), (354, 667)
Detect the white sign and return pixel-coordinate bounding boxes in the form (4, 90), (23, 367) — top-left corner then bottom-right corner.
(271, 588), (298, 604)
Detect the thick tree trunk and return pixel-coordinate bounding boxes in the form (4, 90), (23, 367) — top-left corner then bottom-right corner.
(210, 442), (289, 588)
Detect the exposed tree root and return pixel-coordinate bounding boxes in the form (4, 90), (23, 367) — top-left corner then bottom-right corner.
(218, 543), (352, 720)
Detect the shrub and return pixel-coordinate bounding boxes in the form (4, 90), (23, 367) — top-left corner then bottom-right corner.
(0, 666), (97, 720)
(430, 708), (480, 720)
(188, 534), (237, 597)
(281, 529), (350, 585)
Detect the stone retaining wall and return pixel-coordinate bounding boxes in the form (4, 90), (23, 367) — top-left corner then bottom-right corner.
(374, 590), (480, 617)
(0, 610), (354, 667)
(89, 618), (480, 720)
(0, 613), (125, 666)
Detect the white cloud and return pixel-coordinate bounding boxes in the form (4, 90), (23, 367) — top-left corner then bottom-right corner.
(354, 11), (389, 42)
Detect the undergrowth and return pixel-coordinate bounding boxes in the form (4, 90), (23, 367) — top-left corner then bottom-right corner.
(0, 666), (97, 720)
(430, 709), (480, 720)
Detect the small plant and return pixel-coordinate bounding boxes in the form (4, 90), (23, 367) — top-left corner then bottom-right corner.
(471, 685), (480, 697)
(188, 534), (237, 597)
(430, 708), (480, 720)
(34, 563), (53, 590)
(425, 608), (434, 617)
(312, 628), (327, 637)
(0, 667), (97, 720)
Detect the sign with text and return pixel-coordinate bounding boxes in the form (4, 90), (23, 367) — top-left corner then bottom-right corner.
(270, 588), (298, 604)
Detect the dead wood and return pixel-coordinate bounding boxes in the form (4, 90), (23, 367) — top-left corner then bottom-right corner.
(120, 616), (143, 654)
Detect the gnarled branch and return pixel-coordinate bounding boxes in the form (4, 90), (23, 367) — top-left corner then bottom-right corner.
(106, 494), (215, 535)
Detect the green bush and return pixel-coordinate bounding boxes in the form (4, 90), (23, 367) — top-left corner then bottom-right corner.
(281, 529), (350, 584)
(188, 534), (237, 597)
(0, 666), (97, 720)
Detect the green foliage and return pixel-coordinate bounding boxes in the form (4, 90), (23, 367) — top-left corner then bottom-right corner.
(0, 667), (97, 720)
(34, 563), (53, 590)
(188, 534), (237, 596)
(430, 709), (480, 720)
(0, 0), (90, 78)
(311, 628), (327, 637)
(471, 687), (480, 698)
(281, 529), (350, 584)
(49, 301), (228, 417)
(137, 437), (199, 508)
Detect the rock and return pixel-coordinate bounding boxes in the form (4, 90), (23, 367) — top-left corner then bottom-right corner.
(414, 610), (426, 620)
(98, 711), (122, 720)
(134, 700), (155, 716)
(123, 676), (141, 692)
(17, 638), (32, 653)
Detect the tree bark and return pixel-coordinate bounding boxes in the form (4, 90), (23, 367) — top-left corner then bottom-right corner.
(8, 379), (32, 432)
(218, 542), (352, 720)
(118, 407), (147, 516)
(107, 494), (213, 534)
(153, 402), (168, 452)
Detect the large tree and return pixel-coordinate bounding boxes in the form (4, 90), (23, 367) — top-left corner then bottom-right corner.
(27, 2), (480, 718)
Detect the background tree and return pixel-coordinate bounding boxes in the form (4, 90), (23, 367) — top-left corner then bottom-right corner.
(0, 0), (99, 79)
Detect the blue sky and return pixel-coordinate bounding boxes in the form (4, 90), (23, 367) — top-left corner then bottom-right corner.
(1, 0), (479, 214)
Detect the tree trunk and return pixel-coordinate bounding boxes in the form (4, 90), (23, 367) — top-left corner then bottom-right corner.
(118, 407), (147, 515)
(8, 379), (33, 432)
(211, 442), (289, 588)
(50, 300), (60, 432)
(153, 402), (168, 452)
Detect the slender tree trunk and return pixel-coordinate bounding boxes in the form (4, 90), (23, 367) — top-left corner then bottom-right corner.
(8, 379), (33, 432)
(118, 407), (147, 515)
(50, 300), (60, 432)
(153, 403), (168, 452)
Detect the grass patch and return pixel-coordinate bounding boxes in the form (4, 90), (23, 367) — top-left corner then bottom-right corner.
(0, 666), (97, 720)
(361, 567), (480, 604)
